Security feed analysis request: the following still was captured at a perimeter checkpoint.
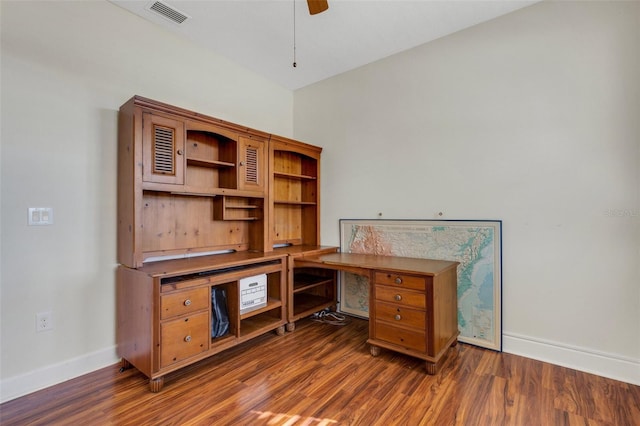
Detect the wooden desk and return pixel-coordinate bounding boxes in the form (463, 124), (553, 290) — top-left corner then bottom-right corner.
(296, 253), (459, 374)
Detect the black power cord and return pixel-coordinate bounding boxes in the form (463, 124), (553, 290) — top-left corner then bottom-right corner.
(311, 309), (350, 326)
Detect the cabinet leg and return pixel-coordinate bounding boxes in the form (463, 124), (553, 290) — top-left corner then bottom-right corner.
(285, 322), (296, 332)
(275, 325), (286, 336)
(119, 358), (131, 373)
(369, 345), (381, 357)
(149, 377), (164, 393)
(425, 362), (437, 375)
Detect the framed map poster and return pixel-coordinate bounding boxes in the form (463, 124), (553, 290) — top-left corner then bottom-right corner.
(338, 219), (502, 351)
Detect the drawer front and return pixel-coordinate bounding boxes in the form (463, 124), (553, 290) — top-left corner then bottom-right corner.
(161, 287), (209, 320)
(374, 272), (426, 290)
(160, 311), (209, 367)
(375, 321), (426, 353)
(375, 301), (426, 330)
(375, 285), (426, 309)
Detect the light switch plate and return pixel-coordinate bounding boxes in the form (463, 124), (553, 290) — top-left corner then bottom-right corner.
(28, 207), (54, 225)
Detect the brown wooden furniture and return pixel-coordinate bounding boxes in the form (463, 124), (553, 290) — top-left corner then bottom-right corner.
(267, 134), (340, 325)
(117, 252), (287, 392)
(296, 253), (459, 374)
(117, 96), (273, 268)
(116, 96), (458, 391)
(117, 96), (337, 391)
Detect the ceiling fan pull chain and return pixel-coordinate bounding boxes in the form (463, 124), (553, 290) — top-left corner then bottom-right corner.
(293, 0), (297, 68)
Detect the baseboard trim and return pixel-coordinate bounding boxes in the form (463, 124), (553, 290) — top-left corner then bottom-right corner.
(0, 346), (119, 403)
(502, 332), (640, 386)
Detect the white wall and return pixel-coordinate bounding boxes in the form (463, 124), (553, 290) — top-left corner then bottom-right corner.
(294, 1), (640, 384)
(0, 1), (293, 402)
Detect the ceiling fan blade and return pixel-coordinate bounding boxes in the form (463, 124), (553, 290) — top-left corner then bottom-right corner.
(307, 0), (328, 15)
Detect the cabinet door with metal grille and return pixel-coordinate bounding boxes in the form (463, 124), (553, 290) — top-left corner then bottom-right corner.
(142, 112), (185, 185)
(237, 137), (266, 193)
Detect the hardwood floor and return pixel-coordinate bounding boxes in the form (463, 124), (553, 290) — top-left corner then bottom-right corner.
(2, 317), (639, 425)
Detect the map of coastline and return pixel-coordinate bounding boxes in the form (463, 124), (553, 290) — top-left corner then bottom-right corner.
(341, 220), (501, 349)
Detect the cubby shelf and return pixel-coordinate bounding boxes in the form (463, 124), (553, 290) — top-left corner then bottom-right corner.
(293, 273), (333, 293)
(273, 171), (317, 180)
(239, 298), (282, 320)
(274, 200), (317, 206)
(292, 293), (334, 317)
(240, 311), (284, 338)
(187, 157), (235, 168)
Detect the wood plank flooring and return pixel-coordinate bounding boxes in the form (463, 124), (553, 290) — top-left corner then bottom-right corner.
(2, 317), (639, 425)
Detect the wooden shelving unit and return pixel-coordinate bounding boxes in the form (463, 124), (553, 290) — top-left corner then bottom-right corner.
(117, 96), (337, 392)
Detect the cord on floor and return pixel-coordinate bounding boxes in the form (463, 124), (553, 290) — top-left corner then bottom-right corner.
(311, 309), (350, 326)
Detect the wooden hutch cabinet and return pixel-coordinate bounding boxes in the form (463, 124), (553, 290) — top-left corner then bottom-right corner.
(118, 96), (271, 269)
(117, 96), (336, 391)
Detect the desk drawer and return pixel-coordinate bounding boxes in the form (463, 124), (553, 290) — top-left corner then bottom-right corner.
(375, 301), (426, 329)
(161, 287), (209, 320)
(160, 311), (209, 367)
(375, 285), (425, 309)
(375, 321), (426, 353)
(374, 272), (426, 290)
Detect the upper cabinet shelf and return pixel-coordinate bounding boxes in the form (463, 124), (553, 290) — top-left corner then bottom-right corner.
(273, 171), (317, 181)
(186, 157), (236, 168)
(273, 200), (317, 205)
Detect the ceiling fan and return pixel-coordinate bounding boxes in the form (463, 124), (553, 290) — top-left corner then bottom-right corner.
(307, 0), (328, 15)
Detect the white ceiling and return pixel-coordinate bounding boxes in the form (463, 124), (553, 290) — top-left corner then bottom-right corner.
(111, 0), (538, 90)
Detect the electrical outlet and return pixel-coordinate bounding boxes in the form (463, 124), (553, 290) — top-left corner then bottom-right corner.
(36, 311), (54, 332)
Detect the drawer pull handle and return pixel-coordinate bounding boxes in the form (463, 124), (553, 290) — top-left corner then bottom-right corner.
(184, 335), (192, 342)
(394, 294), (402, 301)
(394, 314), (402, 321)
(395, 277), (402, 284)
(184, 299), (191, 306)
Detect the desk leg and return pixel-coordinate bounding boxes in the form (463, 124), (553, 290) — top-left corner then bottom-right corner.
(119, 358), (131, 373)
(149, 376), (164, 392)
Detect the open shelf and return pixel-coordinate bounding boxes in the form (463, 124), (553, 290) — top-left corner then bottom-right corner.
(240, 309), (283, 337)
(185, 128), (237, 190)
(187, 157), (235, 168)
(240, 297), (282, 320)
(293, 273), (334, 293)
(273, 171), (317, 180)
(213, 196), (263, 221)
(274, 200), (317, 206)
(293, 293), (334, 317)
(210, 333), (236, 345)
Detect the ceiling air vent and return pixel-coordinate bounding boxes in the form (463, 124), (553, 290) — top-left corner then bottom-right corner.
(147, 1), (190, 25)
